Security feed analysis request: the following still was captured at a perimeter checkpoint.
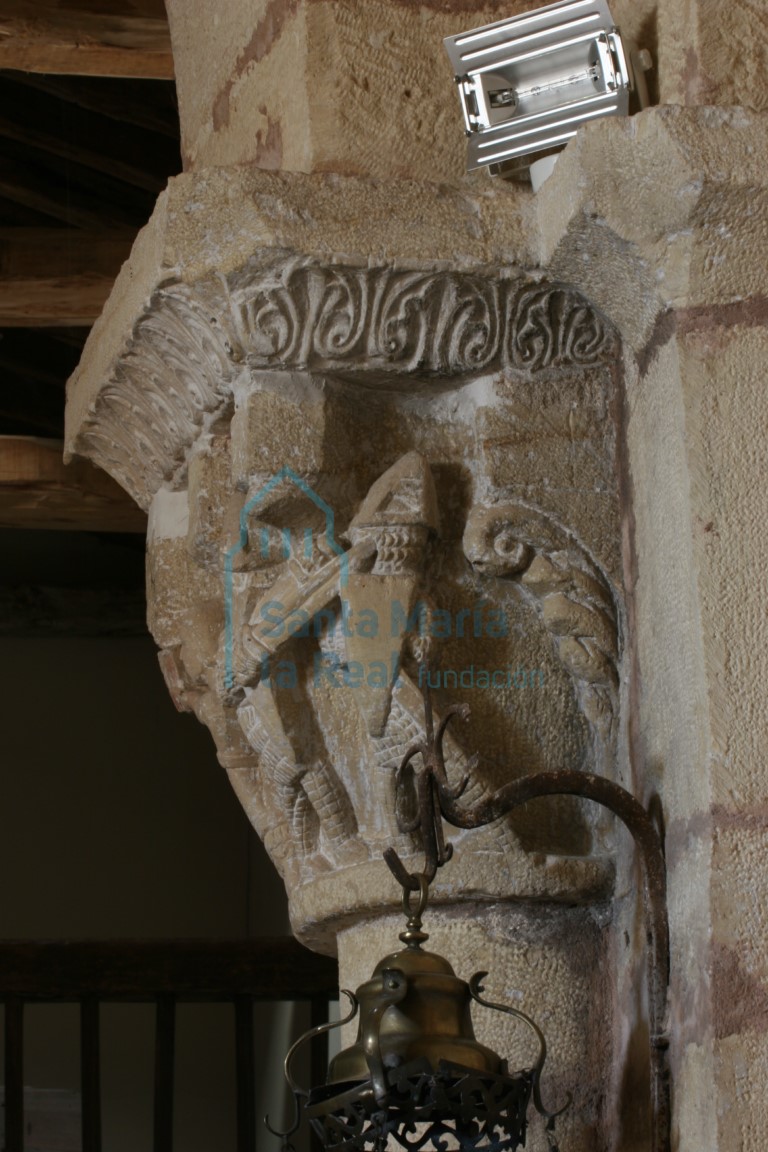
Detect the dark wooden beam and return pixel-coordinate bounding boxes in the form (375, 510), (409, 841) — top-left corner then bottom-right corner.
(6, 74), (180, 140)
(0, 153), (133, 229)
(0, 279), (115, 327)
(0, 403), (63, 437)
(0, 353), (65, 390)
(0, 193), (69, 228)
(0, 939), (339, 1002)
(43, 326), (90, 350)
(0, 3), (173, 79)
(0, 228), (130, 287)
(0, 436), (146, 531)
(0, 229), (132, 324)
(0, 77), (178, 192)
(0, 140), (155, 230)
(0, 329), (85, 387)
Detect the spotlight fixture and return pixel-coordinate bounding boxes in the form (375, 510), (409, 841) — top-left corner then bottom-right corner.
(443, 0), (651, 182)
(267, 677), (670, 1152)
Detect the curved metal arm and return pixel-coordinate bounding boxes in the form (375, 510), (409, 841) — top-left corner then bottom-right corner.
(439, 769), (669, 1152)
(265, 989), (358, 1141)
(362, 969), (408, 1106)
(385, 678), (469, 889)
(469, 971), (571, 1121)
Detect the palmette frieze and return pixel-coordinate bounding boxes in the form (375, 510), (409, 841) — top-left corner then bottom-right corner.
(71, 261), (616, 509)
(229, 263), (614, 375)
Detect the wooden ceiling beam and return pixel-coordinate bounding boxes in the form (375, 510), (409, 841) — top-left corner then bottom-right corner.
(0, 155), (115, 228)
(0, 194), (68, 228)
(0, 353), (66, 391)
(0, 145), (148, 229)
(0, 276), (117, 326)
(44, 328), (90, 350)
(0, 230), (132, 325)
(0, 3), (173, 79)
(0, 327), (84, 384)
(0, 77), (176, 193)
(6, 74), (180, 139)
(0, 158), (89, 227)
(0, 405), (62, 437)
(0, 436), (146, 532)
(0, 277), (117, 326)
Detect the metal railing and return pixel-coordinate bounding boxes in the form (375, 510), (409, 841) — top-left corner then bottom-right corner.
(0, 938), (338, 1152)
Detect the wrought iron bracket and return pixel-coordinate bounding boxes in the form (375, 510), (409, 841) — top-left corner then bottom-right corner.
(385, 670), (670, 1152)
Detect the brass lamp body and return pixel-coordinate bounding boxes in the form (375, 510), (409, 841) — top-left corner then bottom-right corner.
(269, 884), (560, 1152)
(329, 943), (503, 1090)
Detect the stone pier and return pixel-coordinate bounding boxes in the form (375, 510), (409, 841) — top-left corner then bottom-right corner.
(65, 3), (768, 1149)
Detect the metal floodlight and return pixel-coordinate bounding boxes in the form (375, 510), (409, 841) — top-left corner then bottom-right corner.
(444, 0), (650, 181)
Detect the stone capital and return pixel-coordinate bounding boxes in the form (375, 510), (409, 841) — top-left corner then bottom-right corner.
(64, 99), (768, 1152)
(66, 155), (629, 966)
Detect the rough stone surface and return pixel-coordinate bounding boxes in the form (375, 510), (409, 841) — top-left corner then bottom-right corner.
(166, 0), (531, 177)
(166, 0), (660, 179)
(63, 28), (768, 1146)
(658, 0), (768, 111)
(65, 166), (536, 489)
(63, 140), (633, 1152)
(537, 106), (768, 348)
(145, 393), (624, 939)
(543, 116), (768, 1152)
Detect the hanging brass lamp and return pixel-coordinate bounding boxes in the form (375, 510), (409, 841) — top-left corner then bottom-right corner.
(267, 677), (670, 1152)
(269, 872), (567, 1152)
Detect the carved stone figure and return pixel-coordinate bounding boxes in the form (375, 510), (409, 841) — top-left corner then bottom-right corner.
(124, 255), (623, 934)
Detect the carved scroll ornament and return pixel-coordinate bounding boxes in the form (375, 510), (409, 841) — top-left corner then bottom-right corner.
(72, 262), (616, 510)
(228, 264), (614, 376)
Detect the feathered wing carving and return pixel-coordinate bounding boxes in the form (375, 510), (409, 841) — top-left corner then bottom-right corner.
(464, 503), (621, 780)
